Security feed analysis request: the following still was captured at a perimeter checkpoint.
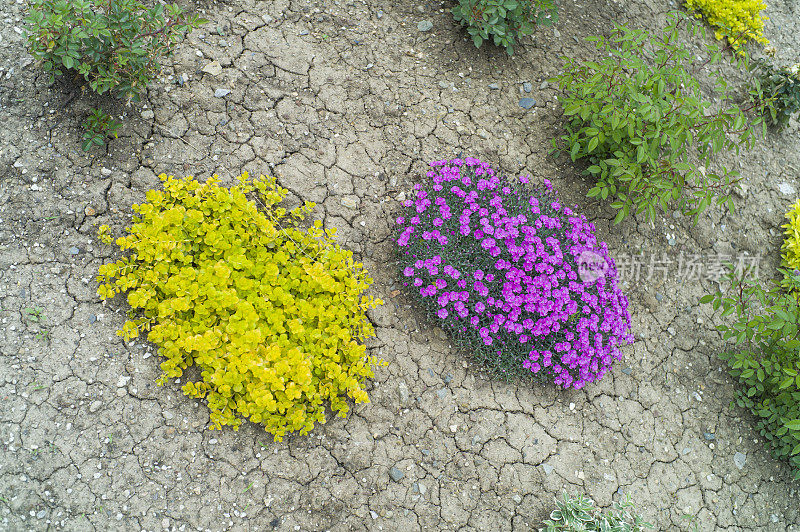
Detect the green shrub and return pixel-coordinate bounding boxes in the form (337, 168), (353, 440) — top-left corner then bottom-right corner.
(701, 268), (800, 478)
(82, 108), (121, 151)
(96, 173), (383, 441)
(452, 0), (557, 56)
(550, 12), (765, 224)
(25, 0), (205, 101)
(754, 59), (800, 128)
(541, 492), (653, 531)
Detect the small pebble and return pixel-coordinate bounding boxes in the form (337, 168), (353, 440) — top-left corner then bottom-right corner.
(522, 82), (532, 93)
(488, 83), (500, 90)
(214, 88), (231, 98)
(734, 451), (747, 470)
(518, 98), (536, 109)
(417, 20), (433, 32)
(69, 247), (80, 255)
(389, 467), (405, 482)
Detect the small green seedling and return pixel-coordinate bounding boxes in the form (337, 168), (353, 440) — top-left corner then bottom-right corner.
(82, 109), (121, 151)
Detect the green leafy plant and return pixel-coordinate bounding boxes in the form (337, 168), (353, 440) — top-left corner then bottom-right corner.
(540, 492), (653, 531)
(754, 59), (800, 129)
(550, 12), (766, 224)
(96, 173), (384, 441)
(82, 108), (121, 151)
(23, 307), (45, 323)
(701, 268), (800, 478)
(452, 0), (557, 56)
(25, 0), (205, 101)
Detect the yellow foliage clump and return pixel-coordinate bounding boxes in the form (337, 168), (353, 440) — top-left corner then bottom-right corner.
(97, 173), (383, 441)
(684, 0), (769, 52)
(782, 199), (800, 272)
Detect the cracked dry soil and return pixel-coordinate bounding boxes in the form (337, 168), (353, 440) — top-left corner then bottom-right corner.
(1, 0), (800, 530)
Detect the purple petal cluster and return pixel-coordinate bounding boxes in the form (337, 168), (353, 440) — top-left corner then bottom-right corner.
(396, 158), (633, 389)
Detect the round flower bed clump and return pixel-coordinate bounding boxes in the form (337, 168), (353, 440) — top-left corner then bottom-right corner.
(396, 158), (633, 389)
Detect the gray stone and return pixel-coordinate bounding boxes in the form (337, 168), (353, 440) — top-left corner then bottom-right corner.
(704, 432), (716, 441)
(36, 510), (46, 519)
(522, 82), (532, 93)
(542, 463), (554, 475)
(89, 401), (102, 413)
(341, 196), (358, 209)
(397, 381), (409, 405)
(214, 88), (231, 98)
(540, 80), (550, 90)
(488, 83), (500, 90)
(89, 314), (96, 324)
(69, 247), (80, 255)
(436, 388), (448, 399)
(141, 109), (155, 120)
(370, 510), (378, 520)
(655, 293), (663, 302)
(389, 467), (405, 481)
(734, 452), (746, 470)
(518, 98), (536, 109)
(417, 20), (433, 32)
(202, 61), (223, 76)
(438, 81), (450, 89)
(621, 367), (632, 375)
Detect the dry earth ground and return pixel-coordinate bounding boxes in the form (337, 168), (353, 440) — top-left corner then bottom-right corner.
(1, 0), (800, 530)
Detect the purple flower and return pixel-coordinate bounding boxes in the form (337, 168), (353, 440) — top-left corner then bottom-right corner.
(396, 157), (633, 389)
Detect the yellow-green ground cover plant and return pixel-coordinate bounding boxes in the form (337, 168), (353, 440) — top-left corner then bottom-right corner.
(783, 200), (800, 273)
(551, 12), (766, 224)
(684, 0), (768, 52)
(702, 267), (800, 478)
(97, 173), (383, 441)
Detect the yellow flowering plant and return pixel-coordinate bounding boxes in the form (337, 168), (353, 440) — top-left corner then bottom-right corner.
(782, 199), (800, 272)
(97, 173), (383, 441)
(684, 0), (769, 52)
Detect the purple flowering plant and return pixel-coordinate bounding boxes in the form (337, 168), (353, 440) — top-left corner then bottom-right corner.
(396, 158), (634, 389)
